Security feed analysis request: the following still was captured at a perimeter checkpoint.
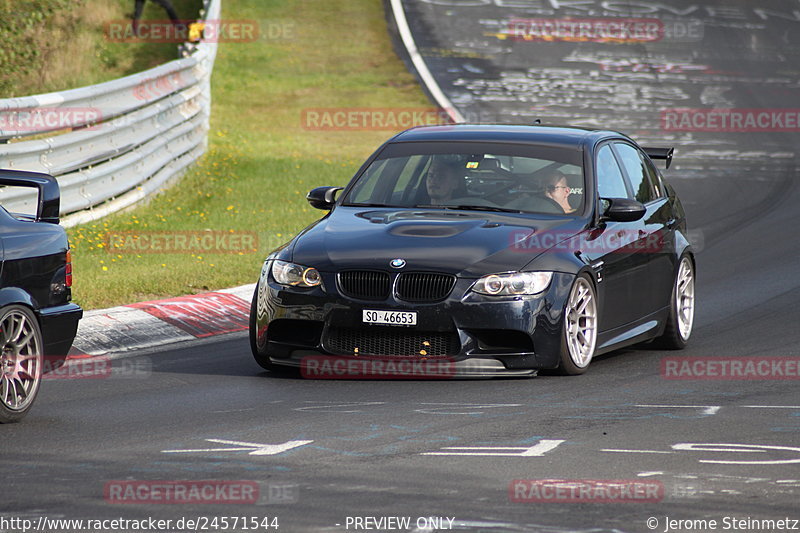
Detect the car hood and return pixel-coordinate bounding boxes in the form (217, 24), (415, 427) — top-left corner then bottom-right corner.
(290, 207), (584, 277)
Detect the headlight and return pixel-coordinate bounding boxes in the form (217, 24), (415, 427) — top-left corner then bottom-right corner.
(271, 260), (322, 288)
(472, 271), (553, 296)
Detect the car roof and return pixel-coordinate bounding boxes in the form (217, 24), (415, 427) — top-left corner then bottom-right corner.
(391, 123), (629, 148)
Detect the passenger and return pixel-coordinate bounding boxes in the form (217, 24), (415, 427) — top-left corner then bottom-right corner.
(543, 170), (576, 214)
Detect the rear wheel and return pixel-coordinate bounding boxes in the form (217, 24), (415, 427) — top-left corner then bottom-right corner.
(557, 275), (598, 375)
(0, 305), (43, 423)
(655, 255), (695, 349)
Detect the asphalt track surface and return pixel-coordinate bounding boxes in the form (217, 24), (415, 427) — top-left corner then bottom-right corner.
(3, 1), (800, 532)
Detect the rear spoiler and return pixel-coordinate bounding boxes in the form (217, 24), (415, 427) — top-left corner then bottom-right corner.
(642, 147), (674, 169)
(0, 169), (60, 223)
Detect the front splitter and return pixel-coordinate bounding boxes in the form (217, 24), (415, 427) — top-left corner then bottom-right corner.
(271, 352), (538, 379)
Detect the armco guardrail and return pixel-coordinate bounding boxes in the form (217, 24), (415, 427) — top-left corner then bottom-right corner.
(0, 0), (221, 227)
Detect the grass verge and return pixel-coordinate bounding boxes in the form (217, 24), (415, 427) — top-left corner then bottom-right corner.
(67, 0), (432, 309)
(0, 0), (202, 95)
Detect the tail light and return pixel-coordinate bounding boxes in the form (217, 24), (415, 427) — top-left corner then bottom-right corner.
(65, 248), (73, 288)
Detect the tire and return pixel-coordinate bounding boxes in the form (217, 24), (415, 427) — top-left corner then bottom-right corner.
(556, 274), (598, 375)
(249, 285), (278, 371)
(654, 255), (695, 349)
(0, 305), (44, 423)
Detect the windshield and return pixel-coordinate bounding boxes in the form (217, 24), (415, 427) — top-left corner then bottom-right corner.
(342, 141), (584, 215)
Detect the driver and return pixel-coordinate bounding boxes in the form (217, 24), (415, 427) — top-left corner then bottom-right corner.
(425, 160), (462, 205)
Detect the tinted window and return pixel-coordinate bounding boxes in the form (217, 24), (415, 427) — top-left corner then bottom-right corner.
(348, 156), (427, 205)
(641, 154), (665, 199)
(596, 145), (629, 199)
(614, 143), (658, 203)
(342, 142), (585, 215)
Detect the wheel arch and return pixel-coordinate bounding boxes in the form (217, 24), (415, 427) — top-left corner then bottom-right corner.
(0, 287), (39, 315)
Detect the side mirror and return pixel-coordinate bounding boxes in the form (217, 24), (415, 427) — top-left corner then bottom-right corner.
(306, 186), (342, 210)
(600, 197), (646, 223)
(0, 169), (60, 224)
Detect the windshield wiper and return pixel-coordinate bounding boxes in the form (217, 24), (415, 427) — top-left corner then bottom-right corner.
(342, 202), (398, 208)
(438, 204), (523, 213)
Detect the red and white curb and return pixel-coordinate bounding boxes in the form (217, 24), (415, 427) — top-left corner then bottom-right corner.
(70, 284), (256, 357)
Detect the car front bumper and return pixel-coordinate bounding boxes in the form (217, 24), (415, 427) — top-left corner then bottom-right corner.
(253, 269), (574, 374)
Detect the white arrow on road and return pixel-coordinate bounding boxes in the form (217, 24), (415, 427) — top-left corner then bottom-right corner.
(422, 439), (565, 457)
(162, 439), (313, 456)
(603, 443), (800, 465)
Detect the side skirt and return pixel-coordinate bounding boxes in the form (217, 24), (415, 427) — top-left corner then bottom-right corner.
(595, 307), (669, 356)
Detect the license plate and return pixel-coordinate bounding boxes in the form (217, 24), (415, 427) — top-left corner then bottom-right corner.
(362, 310), (417, 326)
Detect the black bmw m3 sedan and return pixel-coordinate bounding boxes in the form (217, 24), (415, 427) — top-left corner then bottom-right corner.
(250, 124), (695, 377)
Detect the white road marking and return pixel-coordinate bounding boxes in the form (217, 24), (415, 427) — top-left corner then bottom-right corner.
(423, 439), (564, 457)
(602, 449), (675, 454)
(162, 439), (313, 456)
(294, 401), (386, 413)
(605, 443), (800, 465)
(741, 405), (800, 409)
(674, 473), (769, 483)
(414, 403), (522, 415)
(672, 443), (765, 453)
(673, 443), (800, 465)
(388, 0), (464, 122)
(636, 404), (721, 415)
(637, 471), (665, 477)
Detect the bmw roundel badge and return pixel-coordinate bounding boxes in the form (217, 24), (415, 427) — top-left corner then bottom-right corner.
(390, 258), (406, 269)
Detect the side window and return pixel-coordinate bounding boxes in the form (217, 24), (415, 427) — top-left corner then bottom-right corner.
(614, 143), (658, 203)
(641, 154), (665, 199)
(596, 145), (630, 199)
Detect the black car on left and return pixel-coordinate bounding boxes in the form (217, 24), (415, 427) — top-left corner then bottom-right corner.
(0, 170), (82, 422)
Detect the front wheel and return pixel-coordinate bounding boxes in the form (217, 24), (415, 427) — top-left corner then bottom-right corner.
(655, 255), (695, 349)
(249, 285), (278, 371)
(557, 274), (598, 375)
(0, 305), (43, 423)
